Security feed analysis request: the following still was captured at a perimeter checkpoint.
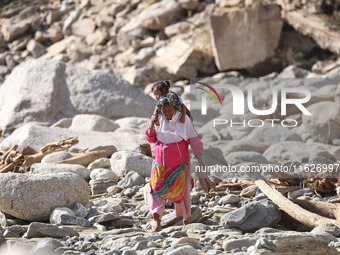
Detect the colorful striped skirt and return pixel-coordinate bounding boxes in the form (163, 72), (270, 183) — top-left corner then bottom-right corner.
(149, 161), (193, 204)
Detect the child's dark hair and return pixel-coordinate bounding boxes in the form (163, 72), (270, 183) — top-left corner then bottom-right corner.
(151, 81), (170, 95)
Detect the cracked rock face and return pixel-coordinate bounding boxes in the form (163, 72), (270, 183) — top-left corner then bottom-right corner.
(0, 172), (90, 221)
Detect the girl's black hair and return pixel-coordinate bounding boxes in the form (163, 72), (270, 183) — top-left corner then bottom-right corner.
(151, 81), (170, 95)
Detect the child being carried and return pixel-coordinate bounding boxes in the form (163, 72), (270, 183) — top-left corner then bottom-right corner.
(151, 81), (190, 125)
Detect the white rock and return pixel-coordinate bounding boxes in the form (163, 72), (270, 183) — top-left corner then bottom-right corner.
(69, 114), (119, 132)
(116, 17), (146, 48)
(50, 207), (76, 224)
(62, 9), (81, 32)
(66, 41), (91, 62)
(46, 26), (63, 43)
(72, 18), (96, 37)
(40, 35), (77, 60)
(277, 65), (311, 78)
(41, 151), (73, 163)
(90, 168), (119, 182)
(138, 0), (183, 30)
(115, 117), (150, 130)
(0, 173), (90, 221)
(31, 163), (91, 180)
(25, 222), (79, 238)
(111, 151), (153, 178)
(86, 30), (108, 45)
(88, 158), (111, 170)
(217, 0), (243, 7)
(100, 201), (124, 214)
(51, 118), (73, 128)
(26, 39), (46, 58)
(118, 171), (145, 189)
(165, 245), (200, 255)
(95, 13), (114, 27)
(218, 194), (241, 205)
(223, 237), (258, 251)
(0, 124), (144, 152)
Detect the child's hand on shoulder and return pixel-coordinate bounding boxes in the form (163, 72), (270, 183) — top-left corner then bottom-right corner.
(152, 113), (160, 126)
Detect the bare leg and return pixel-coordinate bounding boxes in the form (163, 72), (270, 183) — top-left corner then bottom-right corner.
(151, 213), (162, 232)
(183, 218), (190, 226)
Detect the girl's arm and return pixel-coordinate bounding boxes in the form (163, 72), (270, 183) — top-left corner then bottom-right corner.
(145, 114), (158, 143)
(153, 106), (160, 126)
(179, 103), (186, 123)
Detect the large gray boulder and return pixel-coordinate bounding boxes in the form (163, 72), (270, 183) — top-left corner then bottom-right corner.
(220, 200), (281, 232)
(0, 58), (154, 132)
(69, 114), (120, 132)
(31, 163), (91, 180)
(0, 173), (90, 221)
(210, 4), (283, 73)
(0, 124), (145, 152)
(110, 151), (153, 178)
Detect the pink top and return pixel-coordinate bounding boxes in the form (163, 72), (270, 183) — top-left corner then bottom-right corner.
(145, 111), (203, 167)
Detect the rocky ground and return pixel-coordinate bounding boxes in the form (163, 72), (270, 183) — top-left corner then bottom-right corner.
(0, 58), (339, 254)
(0, 0), (340, 255)
(0, 0), (339, 86)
